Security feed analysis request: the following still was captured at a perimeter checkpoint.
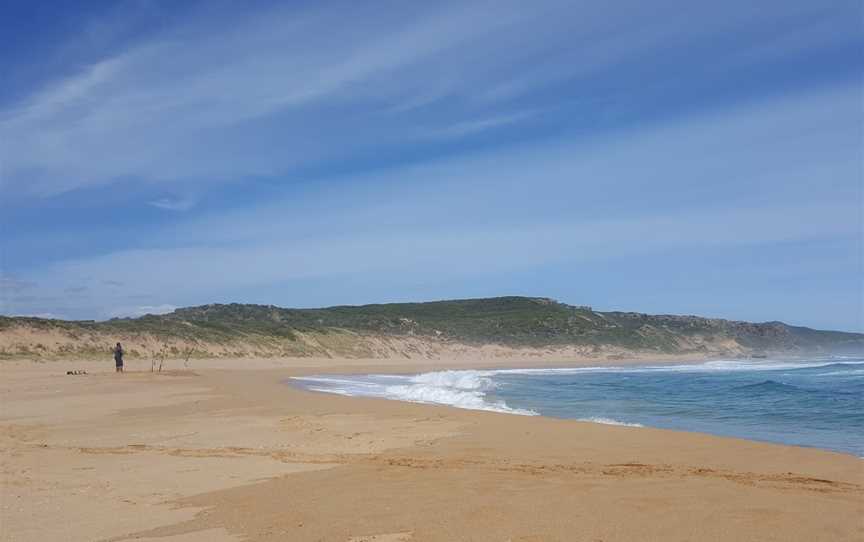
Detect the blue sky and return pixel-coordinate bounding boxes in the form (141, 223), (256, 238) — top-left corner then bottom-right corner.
(1, 0), (861, 331)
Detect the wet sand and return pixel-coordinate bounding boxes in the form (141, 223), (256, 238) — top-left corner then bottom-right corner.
(1, 357), (861, 541)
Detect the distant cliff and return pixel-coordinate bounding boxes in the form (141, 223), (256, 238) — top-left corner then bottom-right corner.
(1, 297), (861, 360)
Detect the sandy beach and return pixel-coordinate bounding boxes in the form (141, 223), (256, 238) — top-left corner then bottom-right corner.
(1, 356), (861, 542)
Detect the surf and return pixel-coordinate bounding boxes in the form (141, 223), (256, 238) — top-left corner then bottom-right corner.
(292, 356), (864, 456)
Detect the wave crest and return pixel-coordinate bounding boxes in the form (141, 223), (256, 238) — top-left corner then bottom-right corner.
(293, 370), (537, 415)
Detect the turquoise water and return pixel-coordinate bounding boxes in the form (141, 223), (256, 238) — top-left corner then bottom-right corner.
(293, 357), (864, 456)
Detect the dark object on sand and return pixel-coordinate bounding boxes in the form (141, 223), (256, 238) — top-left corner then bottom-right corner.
(114, 342), (124, 372)
(66, 370), (88, 375)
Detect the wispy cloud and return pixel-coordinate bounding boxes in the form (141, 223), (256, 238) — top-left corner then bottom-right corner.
(2, 1), (860, 330)
(63, 286), (88, 294)
(0, 277), (36, 293)
(1, 0), (855, 197)
(148, 195), (197, 212)
(8, 84), (859, 327)
(422, 111), (538, 139)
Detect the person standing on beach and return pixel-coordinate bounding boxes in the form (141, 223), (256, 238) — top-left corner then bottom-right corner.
(113, 342), (124, 373)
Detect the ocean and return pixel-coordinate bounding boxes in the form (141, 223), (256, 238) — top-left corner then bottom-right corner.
(292, 357), (864, 457)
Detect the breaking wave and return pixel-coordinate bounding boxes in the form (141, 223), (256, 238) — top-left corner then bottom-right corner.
(293, 356), (864, 455)
(292, 358), (862, 416)
(292, 370), (537, 415)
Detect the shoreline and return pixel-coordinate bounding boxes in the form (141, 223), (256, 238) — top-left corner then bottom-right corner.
(2, 357), (862, 541)
(291, 382), (864, 459)
(288, 357), (864, 459)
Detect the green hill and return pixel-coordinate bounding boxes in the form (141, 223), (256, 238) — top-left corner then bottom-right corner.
(1, 297), (861, 360)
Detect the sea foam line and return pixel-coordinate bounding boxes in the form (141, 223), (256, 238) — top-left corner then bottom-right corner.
(578, 417), (644, 427)
(293, 370), (537, 415)
(292, 357), (863, 422)
(494, 358), (864, 376)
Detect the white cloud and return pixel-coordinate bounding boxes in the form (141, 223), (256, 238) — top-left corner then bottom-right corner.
(5, 81), (857, 324)
(422, 111), (538, 139)
(2, 3), (859, 328)
(1, 0), (850, 196)
(148, 195), (197, 211)
(0, 2), (527, 195)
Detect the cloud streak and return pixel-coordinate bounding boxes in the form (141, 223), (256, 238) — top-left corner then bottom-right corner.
(422, 111), (539, 140)
(8, 83), (860, 326)
(2, 0), (857, 196)
(148, 195), (197, 212)
(1, 1), (861, 330)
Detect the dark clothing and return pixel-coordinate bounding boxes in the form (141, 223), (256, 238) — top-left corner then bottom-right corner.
(114, 348), (124, 366)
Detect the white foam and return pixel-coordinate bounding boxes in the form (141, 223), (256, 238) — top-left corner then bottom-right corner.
(383, 383), (537, 415)
(578, 417), (643, 427)
(292, 370), (537, 415)
(496, 358), (864, 376)
(812, 369), (864, 377)
(409, 369), (497, 390)
(305, 386), (356, 396)
(291, 357), (864, 419)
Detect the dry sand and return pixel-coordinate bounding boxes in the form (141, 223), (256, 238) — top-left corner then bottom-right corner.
(1, 356), (861, 541)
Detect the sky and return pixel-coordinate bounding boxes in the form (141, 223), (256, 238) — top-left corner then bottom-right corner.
(0, 0), (862, 331)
